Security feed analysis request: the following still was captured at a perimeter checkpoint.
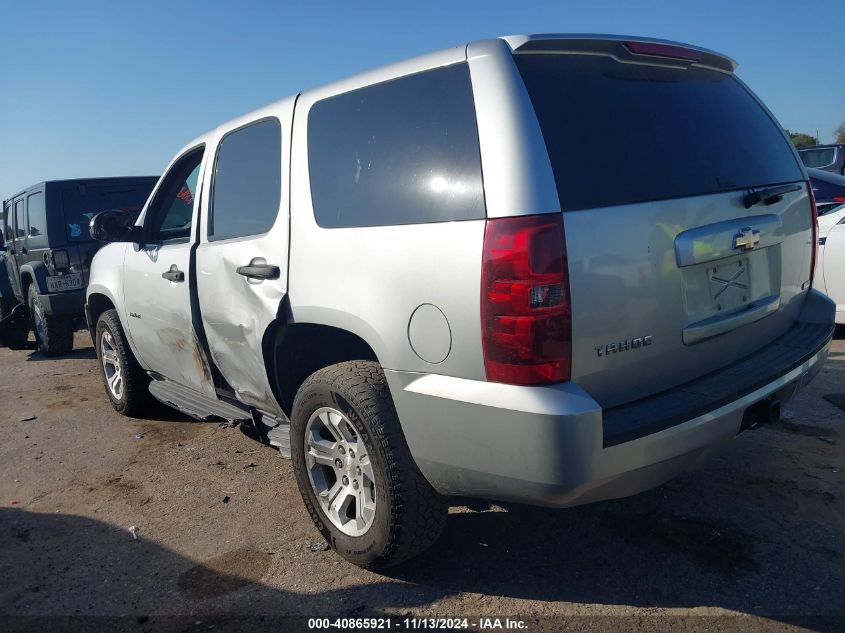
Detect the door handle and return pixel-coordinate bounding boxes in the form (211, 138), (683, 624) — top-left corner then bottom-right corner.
(161, 264), (185, 282)
(237, 259), (280, 280)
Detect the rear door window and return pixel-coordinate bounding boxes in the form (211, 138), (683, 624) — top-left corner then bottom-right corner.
(26, 192), (47, 247)
(209, 118), (281, 241)
(308, 63), (485, 228)
(515, 54), (804, 211)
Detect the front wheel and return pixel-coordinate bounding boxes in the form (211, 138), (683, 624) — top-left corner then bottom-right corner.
(95, 309), (152, 416)
(28, 285), (73, 356)
(291, 360), (446, 569)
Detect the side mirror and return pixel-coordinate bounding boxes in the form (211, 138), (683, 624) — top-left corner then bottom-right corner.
(89, 210), (142, 244)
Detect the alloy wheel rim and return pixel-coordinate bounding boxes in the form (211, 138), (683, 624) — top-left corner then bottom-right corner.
(100, 331), (123, 400)
(304, 406), (377, 537)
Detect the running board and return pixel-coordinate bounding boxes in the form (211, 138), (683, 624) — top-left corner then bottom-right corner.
(148, 377), (251, 423)
(253, 410), (291, 459)
(267, 425), (291, 459)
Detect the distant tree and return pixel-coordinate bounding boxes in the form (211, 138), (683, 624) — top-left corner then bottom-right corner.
(836, 122), (845, 144)
(785, 130), (818, 148)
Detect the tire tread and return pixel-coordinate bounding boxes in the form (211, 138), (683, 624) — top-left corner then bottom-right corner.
(293, 360), (446, 568)
(96, 309), (152, 417)
(28, 285), (73, 356)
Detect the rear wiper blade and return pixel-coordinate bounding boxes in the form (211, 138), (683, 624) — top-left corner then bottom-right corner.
(743, 183), (802, 209)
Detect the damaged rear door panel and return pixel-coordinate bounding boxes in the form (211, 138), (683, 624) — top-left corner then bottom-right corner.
(194, 99), (295, 415)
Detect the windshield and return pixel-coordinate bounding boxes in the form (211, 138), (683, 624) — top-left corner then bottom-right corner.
(62, 183), (155, 241)
(515, 54), (804, 211)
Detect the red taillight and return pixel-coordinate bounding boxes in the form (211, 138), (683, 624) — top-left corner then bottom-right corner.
(833, 196), (845, 203)
(808, 181), (819, 285)
(624, 41), (703, 62)
(481, 214), (571, 385)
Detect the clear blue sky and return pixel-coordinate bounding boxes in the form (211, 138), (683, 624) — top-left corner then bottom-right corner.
(1, 0), (843, 201)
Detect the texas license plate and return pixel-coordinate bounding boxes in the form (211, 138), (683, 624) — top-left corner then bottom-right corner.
(45, 273), (84, 292)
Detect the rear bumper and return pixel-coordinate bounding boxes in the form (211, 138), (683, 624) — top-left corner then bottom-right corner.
(386, 290), (835, 508)
(38, 289), (86, 316)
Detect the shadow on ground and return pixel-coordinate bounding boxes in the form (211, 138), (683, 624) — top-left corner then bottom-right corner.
(0, 507), (441, 624)
(2, 346), (842, 632)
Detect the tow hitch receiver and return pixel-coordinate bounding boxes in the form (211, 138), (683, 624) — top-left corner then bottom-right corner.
(741, 397), (781, 432)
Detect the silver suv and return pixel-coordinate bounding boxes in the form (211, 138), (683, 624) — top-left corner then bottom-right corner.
(86, 34), (835, 568)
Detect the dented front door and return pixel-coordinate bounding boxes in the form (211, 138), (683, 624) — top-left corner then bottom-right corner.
(122, 146), (215, 397)
(194, 101), (294, 415)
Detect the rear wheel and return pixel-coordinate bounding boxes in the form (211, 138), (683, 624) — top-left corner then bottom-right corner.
(291, 360), (446, 569)
(28, 285), (73, 356)
(0, 298), (29, 349)
(95, 309), (152, 416)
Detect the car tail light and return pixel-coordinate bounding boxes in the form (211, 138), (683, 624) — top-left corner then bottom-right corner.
(833, 196), (845, 203)
(808, 182), (818, 285)
(51, 249), (70, 270)
(481, 214), (571, 385)
(624, 41), (703, 62)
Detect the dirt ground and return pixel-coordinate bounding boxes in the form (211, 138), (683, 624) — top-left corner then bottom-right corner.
(0, 331), (843, 632)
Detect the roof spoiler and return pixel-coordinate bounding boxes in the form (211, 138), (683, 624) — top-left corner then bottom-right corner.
(501, 34), (737, 73)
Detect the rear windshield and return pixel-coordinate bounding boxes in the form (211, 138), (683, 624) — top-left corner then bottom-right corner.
(515, 54), (804, 211)
(801, 147), (837, 169)
(62, 183), (155, 241)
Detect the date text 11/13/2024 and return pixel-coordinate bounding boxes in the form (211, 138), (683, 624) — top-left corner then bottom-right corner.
(307, 617), (528, 630)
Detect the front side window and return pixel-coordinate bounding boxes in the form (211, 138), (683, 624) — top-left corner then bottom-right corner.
(308, 63), (485, 228)
(14, 199), (25, 238)
(210, 118), (281, 241)
(1, 202), (9, 244)
(146, 149), (204, 241)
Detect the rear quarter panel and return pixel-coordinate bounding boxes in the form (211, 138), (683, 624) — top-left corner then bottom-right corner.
(288, 48), (488, 380)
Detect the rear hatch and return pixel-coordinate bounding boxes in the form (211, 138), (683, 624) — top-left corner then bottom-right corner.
(60, 180), (155, 281)
(514, 39), (813, 408)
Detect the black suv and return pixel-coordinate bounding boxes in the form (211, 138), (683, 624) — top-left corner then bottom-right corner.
(1, 177), (157, 355)
(799, 144), (845, 176)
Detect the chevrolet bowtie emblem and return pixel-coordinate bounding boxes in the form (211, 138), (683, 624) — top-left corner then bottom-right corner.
(734, 227), (761, 251)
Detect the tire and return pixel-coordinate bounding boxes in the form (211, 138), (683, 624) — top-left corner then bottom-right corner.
(95, 308), (152, 417)
(0, 298), (29, 349)
(291, 360), (446, 569)
(28, 285), (73, 356)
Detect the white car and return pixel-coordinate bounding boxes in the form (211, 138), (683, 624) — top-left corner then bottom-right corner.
(814, 203), (845, 323)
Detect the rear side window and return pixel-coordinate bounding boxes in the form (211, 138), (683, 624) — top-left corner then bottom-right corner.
(516, 54), (804, 211)
(308, 63), (485, 228)
(27, 192), (47, 245)
(801, 148), (837, 169)
(210, 118), (281, 241)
